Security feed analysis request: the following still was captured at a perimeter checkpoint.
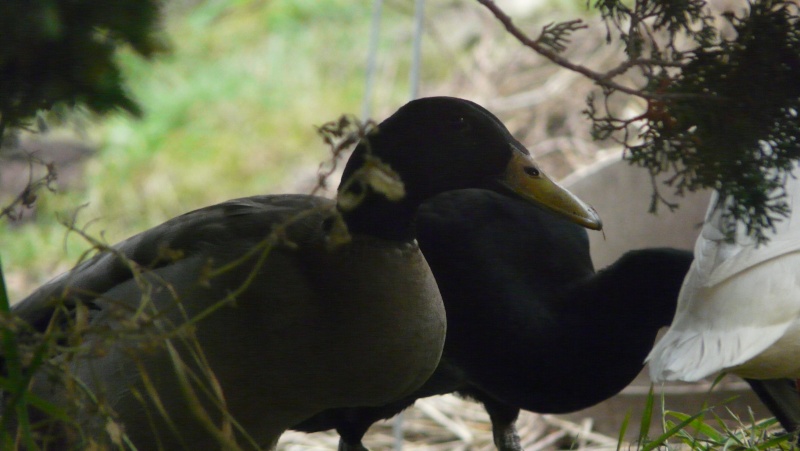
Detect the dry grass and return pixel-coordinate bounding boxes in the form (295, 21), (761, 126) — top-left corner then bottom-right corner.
(276, 378), (787, 451)
(278, 395), (622, 451)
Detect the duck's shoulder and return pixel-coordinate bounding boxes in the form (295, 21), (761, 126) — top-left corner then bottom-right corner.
(416, 189), (591, 278)
(162, 194), (335, 249)
(91, 194), (335, 273)
(420, 189), (585, 236)
(13, 194), (336, 327)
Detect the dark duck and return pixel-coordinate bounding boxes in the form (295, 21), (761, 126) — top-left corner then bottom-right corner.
(294, 188), (693, 450)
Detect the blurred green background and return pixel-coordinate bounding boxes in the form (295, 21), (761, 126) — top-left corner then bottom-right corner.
(1, 0), (608, 299)
(3, 0), (400, 297)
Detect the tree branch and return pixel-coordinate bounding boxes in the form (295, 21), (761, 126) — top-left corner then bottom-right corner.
(476, 0), (690, 100)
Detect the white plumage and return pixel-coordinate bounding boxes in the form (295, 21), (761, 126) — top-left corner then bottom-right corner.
(648, 166), (800, 382)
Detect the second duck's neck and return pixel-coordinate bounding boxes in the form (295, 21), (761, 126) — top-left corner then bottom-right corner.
(338, 191), (420, 242)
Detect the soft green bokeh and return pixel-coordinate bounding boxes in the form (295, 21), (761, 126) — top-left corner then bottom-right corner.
(2, 0), (419, 298)
(1, 0), (603, 297)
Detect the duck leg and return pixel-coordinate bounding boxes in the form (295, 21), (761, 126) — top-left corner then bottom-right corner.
(745, 378), (800, 444)
(337, 438), (369, 451)
(465, 389), (522, 451)
(485, 400), (522, 451)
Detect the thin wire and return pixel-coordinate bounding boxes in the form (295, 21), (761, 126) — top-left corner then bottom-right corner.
(363, 2), (425, 447)
(397, 2), (425, 448)
(393, 411), (405, 451)
(409, 0), (425, 100)
(362, 0), (384, 120)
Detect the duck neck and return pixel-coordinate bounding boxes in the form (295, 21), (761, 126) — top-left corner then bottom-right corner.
(574, 248), (691, 332)
(338, 192), (419, 242)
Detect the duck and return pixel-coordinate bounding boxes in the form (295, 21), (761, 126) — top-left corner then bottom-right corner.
(647, 164), (800, 436)
(3, 97), (602, 450)
(293, 188), (694, 450)
(647, 167), (800, 382)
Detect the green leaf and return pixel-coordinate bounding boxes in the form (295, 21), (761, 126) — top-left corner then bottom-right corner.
(636, 384), (655, 447)
(617, 408), (631, 451)
(642, 407), (709, 451)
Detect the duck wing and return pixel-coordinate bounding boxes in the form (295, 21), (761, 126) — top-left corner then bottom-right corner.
(648, 170), (800, 381)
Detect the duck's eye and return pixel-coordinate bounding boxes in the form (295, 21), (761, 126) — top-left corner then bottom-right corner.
(448, 116), (469, 131)
(524, 166), (540, 177)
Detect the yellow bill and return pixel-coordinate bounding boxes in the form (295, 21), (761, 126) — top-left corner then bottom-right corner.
(500, 150), (602, 230)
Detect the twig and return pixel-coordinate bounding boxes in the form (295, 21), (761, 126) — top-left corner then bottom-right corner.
(476, 0), (696, 101)
(0, 154), (58, 222)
